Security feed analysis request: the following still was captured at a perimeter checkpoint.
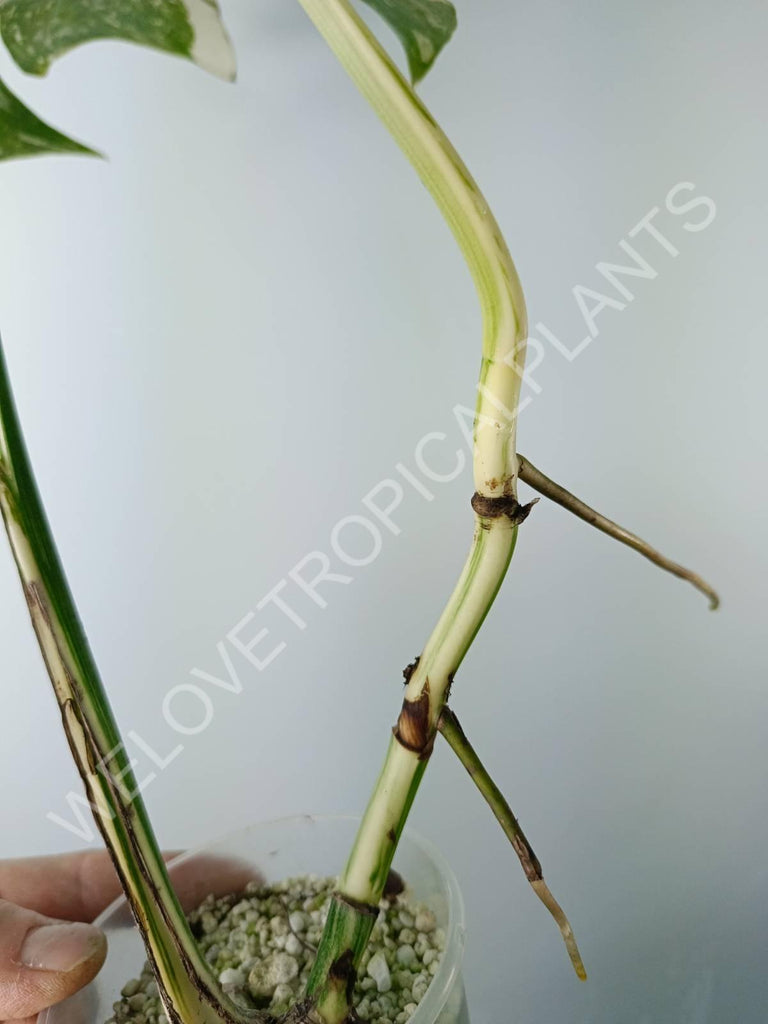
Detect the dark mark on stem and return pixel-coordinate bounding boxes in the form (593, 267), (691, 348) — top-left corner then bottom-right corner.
(445, 671), (455, 701)
(334, 891), (379, 919)
(402, 656), (420, 685)
(471, 491), (538, 524)
(394, 680), (434, 759)
(329, 949), (357, 1002)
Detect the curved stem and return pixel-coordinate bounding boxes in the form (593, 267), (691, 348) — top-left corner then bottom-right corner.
(296, 2), (529, 1020)
(297, 0), (528, 498)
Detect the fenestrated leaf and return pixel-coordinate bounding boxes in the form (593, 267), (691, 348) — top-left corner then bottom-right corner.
(358, 0), (457, 83)
(0, 75), (96, 160)
(0, 0), (236, 81)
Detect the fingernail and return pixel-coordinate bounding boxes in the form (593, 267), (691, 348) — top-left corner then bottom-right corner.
(20, 922), (105, 972)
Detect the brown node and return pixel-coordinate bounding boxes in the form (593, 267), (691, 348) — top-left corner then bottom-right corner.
(393, 681), (434, 759)
(335, 892), (379, 919)
(471, 491), (538, 524)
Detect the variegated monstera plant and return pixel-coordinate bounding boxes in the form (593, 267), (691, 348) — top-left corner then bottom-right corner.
(0, 3), (718, 1023)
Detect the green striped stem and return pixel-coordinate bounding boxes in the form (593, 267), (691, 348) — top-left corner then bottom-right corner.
(337, 523), (519, 901)
(305, 895), (379, 1020)
(0, 339), (252, 1024)
(297, 2), (529, 1020)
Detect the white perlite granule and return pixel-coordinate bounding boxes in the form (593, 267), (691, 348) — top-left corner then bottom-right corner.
(107, 875), (444, 1024)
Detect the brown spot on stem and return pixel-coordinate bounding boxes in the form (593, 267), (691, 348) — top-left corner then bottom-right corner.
(471, 491), (538, 524)
(26, 580), (53, 629)
(394, 680), (433, 758)
(328, 949), (357, 1002)
(387, 827), (397, 843)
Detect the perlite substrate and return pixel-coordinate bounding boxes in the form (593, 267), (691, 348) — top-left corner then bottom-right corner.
(108, 874), (445, 1024)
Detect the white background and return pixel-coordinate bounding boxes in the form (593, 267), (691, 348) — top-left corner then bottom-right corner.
(0, 1), (766, 1021)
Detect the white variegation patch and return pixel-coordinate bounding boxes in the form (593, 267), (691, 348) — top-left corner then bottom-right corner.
(185, 0), (236, 81)
(413, 31), (435, 64)
(357, 0), (457, 82)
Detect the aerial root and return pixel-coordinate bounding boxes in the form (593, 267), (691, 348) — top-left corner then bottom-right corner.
(438, 707), (587, 980)
(517, 453), (719, 609)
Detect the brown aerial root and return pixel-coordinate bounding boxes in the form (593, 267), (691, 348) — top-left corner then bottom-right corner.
(438, 706), (587, 981)
(516, 453), (720, 610)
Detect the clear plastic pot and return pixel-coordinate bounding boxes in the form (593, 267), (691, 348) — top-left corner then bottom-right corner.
(40, 815), (469, 1024)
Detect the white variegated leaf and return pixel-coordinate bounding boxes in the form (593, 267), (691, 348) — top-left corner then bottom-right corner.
(0, 0), (236, 80)
(358, 0), (457, 82)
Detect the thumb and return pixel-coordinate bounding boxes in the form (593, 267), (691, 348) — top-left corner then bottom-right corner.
(0, 898), (106, 1021)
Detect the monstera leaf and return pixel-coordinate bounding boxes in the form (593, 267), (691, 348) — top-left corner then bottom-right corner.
(359, 0), (457, 82)
(0, 0), (235, 79)
(0, 75), (96, 159)
(0, 0), (458, 163)
(0, 0), (235, 161)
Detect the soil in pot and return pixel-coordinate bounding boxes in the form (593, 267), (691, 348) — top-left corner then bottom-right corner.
(108, 873), (445, 1024)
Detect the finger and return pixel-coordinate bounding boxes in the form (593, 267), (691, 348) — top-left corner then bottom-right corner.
(0, 851), (139, 923)
(99, 853), (261, 922)
(165, 854), (260, 912)
(0, 898), (106, 1020)
(0, 850), (259, 923)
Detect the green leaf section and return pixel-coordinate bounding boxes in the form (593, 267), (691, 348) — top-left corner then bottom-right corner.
(358, 0), (457, 82)
(0, 75), (95, 159)
(0, 0), (235, 79)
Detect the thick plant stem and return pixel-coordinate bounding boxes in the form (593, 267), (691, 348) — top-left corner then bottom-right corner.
(517, 454), (720, 609)
(296, 2), (529, 1020)
(0, 339), (252, 1024)
(304, 895), (378, 1018)
(337, 519), (524, 905)
(438, 707), (586, 980)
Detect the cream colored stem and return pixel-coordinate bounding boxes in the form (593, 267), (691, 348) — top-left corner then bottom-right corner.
(295, 3), (532, 1020)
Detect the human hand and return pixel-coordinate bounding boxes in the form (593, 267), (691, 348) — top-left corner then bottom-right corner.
(0, 850), (256, 1024)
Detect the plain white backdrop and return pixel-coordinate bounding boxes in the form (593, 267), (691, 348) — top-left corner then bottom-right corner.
(0, 2), (766, 1022)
